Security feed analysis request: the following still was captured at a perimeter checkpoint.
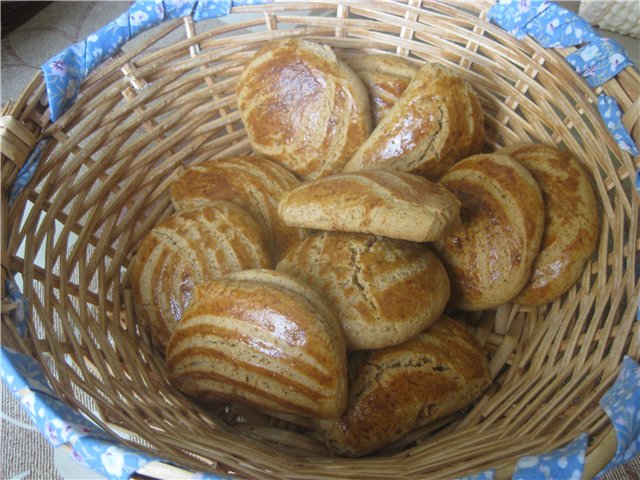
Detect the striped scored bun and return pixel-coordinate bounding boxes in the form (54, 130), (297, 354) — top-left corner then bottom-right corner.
(497, 144), (600, 306)
(166, 269), (347, 419)
(277, 231), (450, 350)
(236, 38), (372, 180)
(343, 54), (419, 125)
(344, 63), (484, 180)
(314, 316), (491, 457)
(169, 156), (307, 258)
(434, 154), (545, 311)
(130, 202), (272, 349)
(278, 169), (460, 242)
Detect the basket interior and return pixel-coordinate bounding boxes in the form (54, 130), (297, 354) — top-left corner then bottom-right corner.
(2, 1), (639, 478)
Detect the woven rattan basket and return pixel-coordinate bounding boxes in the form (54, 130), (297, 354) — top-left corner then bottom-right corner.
(2, 1), (639, 478)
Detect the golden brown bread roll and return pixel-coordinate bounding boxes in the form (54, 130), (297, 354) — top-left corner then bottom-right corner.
(278, 169), (461, 242)
(343, 63), (484, 180)
(343, 54), (419, 125)
(433, 154), (545, 311)
(236, 38), (372, 180)
(314, 316), (491, 457)
(276, 231), (450, 350)
(496, 144), (599, 305)
(131, 203), (272, 349)
(169, 156), (307, 258)
(166, 269), (347, 419)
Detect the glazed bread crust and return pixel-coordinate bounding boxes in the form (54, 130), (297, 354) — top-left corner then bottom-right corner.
(277, 231), (450, 350)
(166, 269), (347, 419)
(237, 39), (372, 180)
(170, 156), (307, 258)
(131, 202), (272, 349)
(434, 154), (545, 311)
(497, 144), (599, 305)
(343, 63), (484, 180)
(343, 54), (419, 125)
(278, 169), (461, 242)
(314, 316), (491, 457)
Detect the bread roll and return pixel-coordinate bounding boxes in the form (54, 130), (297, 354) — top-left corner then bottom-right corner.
(131, 202), (272, 349)
(237, 38), (372, 180)
(277, 231), (450, 350)
(344, 63), (484, 180)
(170, 156), (307, 258)
(433, 154), (545, 311)
(314, 316), (491, 457)
(278, 169), (460, 242)
(343, 54), (419, 125)
(496, 144), (599, 305)
(166, 269), (347, 419)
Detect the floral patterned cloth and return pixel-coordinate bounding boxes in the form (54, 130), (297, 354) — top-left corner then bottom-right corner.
(488, 0), (638, 157)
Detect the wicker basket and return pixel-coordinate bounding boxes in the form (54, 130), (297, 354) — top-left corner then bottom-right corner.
(1, 1), (639, 479)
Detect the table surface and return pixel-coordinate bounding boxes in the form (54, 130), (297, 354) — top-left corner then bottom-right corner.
(1, 2), (638, 479)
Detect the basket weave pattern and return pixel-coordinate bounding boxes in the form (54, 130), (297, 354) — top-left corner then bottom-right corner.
(1, 2), (639, 478)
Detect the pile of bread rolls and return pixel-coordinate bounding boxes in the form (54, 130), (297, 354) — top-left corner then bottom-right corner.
(130, 38), (599, 457)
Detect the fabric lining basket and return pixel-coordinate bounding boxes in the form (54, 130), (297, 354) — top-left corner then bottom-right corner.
(1, 1), (639, 479)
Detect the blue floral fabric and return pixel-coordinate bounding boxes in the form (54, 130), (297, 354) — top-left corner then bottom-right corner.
(488, 0), (638, 156)
(513, 433), (587, 479)
(4, 277), (30, 336)
(41, 0), (272, 122)
(597, 95), (640, 157)
(456, 469), (495, 480)
(598, 356), (640, 476)
(8, 137), (50, 209)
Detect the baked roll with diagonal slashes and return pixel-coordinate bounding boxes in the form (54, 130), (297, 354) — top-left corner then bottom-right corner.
(497, 144), (599, 305)
(278, 169), (460, 243)
(166, 269), (347, 419)
(433, 154), (545, 311)
(314, 316), (491, 457)
(170, 156), (307, 259)
(131, 202), (272, 349)
(237, 38), (372, 180)
(277, 231), (450, 350)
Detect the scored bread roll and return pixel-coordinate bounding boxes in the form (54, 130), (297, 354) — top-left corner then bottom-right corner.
(343, 54), (419, 125)
(277, 231), (450, 350)
(314, 316), (491, 457)
(278, 169), (461, 242)
(130, 202), (272, 349)
(433, 154), (545, 311)
(496, 144), (599, 305)
(170, 156), (307, 258)
(344, 63), (484, 180)
(236, 38), (372, 180)
(166, 269), (347, 419)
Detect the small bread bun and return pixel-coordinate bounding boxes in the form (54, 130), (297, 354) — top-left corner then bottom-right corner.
(166, 269), (347, 419)
(130, 202), (272, 349)
(433, 154), (545, 311)
(237, 38), (372, 180)
(343, 54), (419, 125)
(277, 231), (450, 350)
(496, 144), (599, 305)
(314, 316), (491, 457)
(344, 63), (484, 180)
(170, 156), (307, 258)
(278, 169), (460, 242)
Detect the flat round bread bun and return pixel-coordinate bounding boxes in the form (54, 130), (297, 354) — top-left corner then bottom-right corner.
(276, 231), (450, 350)
(278, 169), (460, 242)
(497, 144), (599, 305)
(170, 156), (307, 258)
(237, 38), (372, 180)
(344, 63), (484, 180)
(130, 202), (272, 349)
(166, 269), (347, 419)
(343, 54), (419, 125)
(434, 154), (545, 311)
(314, 316), (491, 457)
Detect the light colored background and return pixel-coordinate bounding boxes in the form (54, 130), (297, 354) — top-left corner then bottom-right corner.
(1, 2), (639, 479)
